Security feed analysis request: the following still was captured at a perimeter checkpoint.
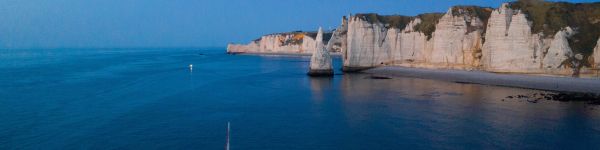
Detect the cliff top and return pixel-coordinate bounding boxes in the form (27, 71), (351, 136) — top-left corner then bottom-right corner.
(450, 6), (494, 16)
(354, 13), (415, 29)
(252, 31), (333, 44)
(353, 13), (444, 40)
(451, 6), (494, 34)
(413, 13), (445, 40)
(354, 6), (492, 40)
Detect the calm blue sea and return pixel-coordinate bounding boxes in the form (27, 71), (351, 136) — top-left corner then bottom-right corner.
(1, 48), (599, 149)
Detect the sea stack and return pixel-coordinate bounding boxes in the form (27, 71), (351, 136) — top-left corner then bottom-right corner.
(308, 27), (334, 76)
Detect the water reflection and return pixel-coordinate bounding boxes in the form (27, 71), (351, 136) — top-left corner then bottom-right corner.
(308, 77), (333, 102)
(4, 50), (599, 149)
(307, 73), (600, 149)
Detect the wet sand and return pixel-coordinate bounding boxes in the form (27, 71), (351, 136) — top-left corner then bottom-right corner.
(365, 66), (600, 94)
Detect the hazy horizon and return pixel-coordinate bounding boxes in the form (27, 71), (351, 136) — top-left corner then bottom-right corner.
(1, 0), (597, 49)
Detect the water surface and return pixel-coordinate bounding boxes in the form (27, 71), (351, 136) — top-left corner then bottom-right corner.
(1, 48), (599, 149)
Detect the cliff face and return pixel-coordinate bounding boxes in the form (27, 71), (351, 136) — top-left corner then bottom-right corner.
(393, 18), (431, 65)
(595, 39), (600, 68)
(339, 1), (600, 75)
(481, 3), (578, 74)
(227, 31), (333, 54)
(326, 17), (348, 54)
(342, 6), (490, 71)
(228, 0), (600, 76)
(344, 14), (396, 71)
(481, 3), (545, 73)
(430, 7), (488, 69)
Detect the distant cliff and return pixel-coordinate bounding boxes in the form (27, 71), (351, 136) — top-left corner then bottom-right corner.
(227, 31), (333, 54)
(228, 0), (600, 76)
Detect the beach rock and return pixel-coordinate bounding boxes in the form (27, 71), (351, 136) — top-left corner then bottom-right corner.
(308, 27), (334, 76)
(505, 92), (600, 105)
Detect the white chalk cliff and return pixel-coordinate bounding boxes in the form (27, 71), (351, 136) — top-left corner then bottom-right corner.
(481, 3), (578, 74)
(326, 17), (348, 54)
(343, 15), (425, 71)
(594, 38), (600, 68)
(308, 27), (334, 76)
(430, 8), (485, 69)
(344, 14), (393, 71)
(228, 1), (600, 76)
(481, 3), (540, 73)
(337, 3), (600, 75)
(342, 6), (489, 71)
(227, 31), (333, 54)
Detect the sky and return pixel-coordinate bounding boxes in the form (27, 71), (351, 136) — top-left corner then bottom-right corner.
(0, 0), (597, 49)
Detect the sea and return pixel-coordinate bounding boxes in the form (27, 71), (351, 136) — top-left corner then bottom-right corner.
(1, 48), (599, 149)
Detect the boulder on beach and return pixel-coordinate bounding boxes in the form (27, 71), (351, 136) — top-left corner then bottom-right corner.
(308, 27), (334, 76)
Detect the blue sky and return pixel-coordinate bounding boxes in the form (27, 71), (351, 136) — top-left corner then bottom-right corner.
(0, 0), (597, 49)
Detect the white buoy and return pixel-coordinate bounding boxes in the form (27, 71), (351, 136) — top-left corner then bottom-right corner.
(189, 64), (193, 71)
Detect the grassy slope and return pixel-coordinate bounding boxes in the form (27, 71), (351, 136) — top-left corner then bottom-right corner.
(510, 0), (600, 66)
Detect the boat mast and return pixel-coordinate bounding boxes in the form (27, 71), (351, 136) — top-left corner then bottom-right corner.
(225, 122), (230, 150)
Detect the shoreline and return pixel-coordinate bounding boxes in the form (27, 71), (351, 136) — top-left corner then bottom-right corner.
(228, 52), (342, 57)
(226, 52), (600, 94)
(364, 66), (600, 94)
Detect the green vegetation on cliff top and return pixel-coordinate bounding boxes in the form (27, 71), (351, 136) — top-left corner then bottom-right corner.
(355, 13), (414, 30)
(509, 0), (600, 63)
(451, 6), (494, 35)
(355, 6), (492, 40)
(413, 13), (444, 40)
(354, 13), (445, 40)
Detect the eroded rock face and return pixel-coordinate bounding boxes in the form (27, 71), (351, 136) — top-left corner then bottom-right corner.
(343, 16), (389, 71)
(343, 15), (426, 71)
(394, 18), (431, 65)
(342, 6), (488, 71)
(326, 17), (348, 54)
(481, 3), (544, 73)
(543, 27), (575, 72)
(339, 3), (596, 75)
(308, 27), (334, 76)
(430, 7), (486, 69)
(481, 3), (579, 75)
(594, 39), (600, 68)
(227, 31), (332, 54)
